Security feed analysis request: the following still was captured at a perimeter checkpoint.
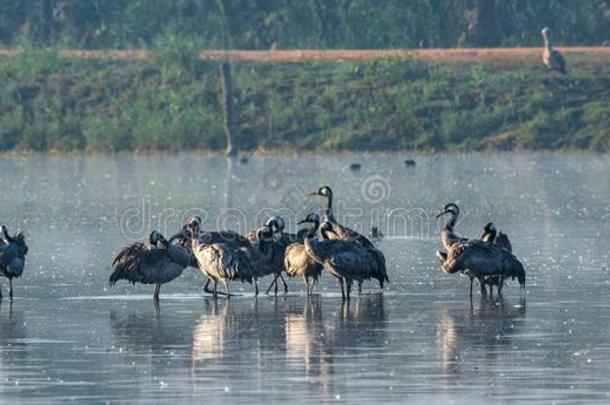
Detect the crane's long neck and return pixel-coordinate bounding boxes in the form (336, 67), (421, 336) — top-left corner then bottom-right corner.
(325, 193), (335, 222)
(310, 218), (320, 236)
(445, 211), (459, 231)
(303, 232), (324, 265)
(440, 211), (461, 250)
(481, 228), (497, 243)
(543, 33), (552, 50)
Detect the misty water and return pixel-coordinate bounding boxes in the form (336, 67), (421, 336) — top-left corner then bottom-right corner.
(1, 153), (609, 403)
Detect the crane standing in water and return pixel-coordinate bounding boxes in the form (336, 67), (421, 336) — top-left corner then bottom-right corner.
(0, 226), (28, 300)
(436, 205), (526, 297)
(284, 214), (324, 296)
(110, 230), (191, 301)
(308, 186), (389, 291)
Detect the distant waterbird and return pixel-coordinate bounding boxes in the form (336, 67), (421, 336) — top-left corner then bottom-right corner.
(349, 163), (362, 171)
(369, 226), (384, 241)
(404, 159), (416, 167)
(0, 226), (28, 300)
(109, 230), (191, 301)
(541, 27), (567, 74)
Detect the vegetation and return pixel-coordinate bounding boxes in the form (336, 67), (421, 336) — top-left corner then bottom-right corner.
(0, 1), (609, 49)
(0, 48), (609, 153)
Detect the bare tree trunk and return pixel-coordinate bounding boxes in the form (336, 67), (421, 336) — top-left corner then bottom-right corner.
(219, 61), (237, 156)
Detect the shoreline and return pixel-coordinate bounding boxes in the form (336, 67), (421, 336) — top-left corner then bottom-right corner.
(1, 149), (606, 159)
(1, 46), (610, 62)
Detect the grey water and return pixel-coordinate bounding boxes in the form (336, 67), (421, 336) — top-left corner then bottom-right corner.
(0, 153), (609, 404)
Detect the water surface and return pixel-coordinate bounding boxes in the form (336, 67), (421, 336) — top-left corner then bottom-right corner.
(0, 153), (609, 403)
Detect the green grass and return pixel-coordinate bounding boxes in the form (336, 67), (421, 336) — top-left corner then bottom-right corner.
(0, 52), (609, 153)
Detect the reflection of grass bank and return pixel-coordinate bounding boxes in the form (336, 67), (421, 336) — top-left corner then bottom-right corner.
(0, 48), (609, 152)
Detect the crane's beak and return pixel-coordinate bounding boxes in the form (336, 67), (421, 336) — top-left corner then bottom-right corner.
(307, 190), (320, 196)
(436, 210), (448, 218)
(297, 219), (310, 225)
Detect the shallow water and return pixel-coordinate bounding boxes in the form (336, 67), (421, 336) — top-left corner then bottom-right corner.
(0, 153), (609, 403)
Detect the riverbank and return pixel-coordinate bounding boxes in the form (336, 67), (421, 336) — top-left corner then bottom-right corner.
(0, 48), (609, 152)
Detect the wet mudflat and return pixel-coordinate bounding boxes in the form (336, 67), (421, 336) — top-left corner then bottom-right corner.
(0, 153), (609, 403)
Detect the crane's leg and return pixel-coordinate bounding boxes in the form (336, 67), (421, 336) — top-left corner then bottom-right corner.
(154, 298), (161, 317)
(346, 281), (352, 301)
(479, 278), (487, 297)
(280, 274), (288, 294)
(9, 279), (13, 300)
(224, 280), (230, 299)
(0, 281), (3, 300)
(469, 278), (473, 298)
(213, 281), (218, 299)
(265, 273), (280, 295)
(498, 277), (504, 296)
(253, 277), (259, 297)
(204, 278), (227, 296)
(153, 284), (161, 301)
(338, 278), (346, 300)
(309, 277), (317, 296)
(305, 276), (310, 296)
(358, 282), (362, 295)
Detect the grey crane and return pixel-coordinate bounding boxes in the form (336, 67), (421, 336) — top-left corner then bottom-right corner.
(284, 213), (324, 296)
(188, 218), (279, 298)
(303, 224), (378, 301)
(436, 205), (508, 296)
(0, 226), (28, 300)
(479, 222), (514, 295)
(171, 215), (256, 296)
(308, 186), (389, 291)
(264, 215), (310, 295)
(542, 27), (567, 74)
(189, 225), (255, 299)
(440, 238), (526, 297)
(245, 216), (293, 295)
(110, 230), (191, 301)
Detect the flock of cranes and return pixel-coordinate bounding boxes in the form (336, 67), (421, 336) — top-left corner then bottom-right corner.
(0, 185), (527, 302)
(105, 186), (525, 302)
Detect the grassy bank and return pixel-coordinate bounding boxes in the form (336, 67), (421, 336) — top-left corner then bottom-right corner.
(0, 48), (609, 153)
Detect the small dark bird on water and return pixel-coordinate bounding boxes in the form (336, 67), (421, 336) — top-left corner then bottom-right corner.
(369, 226), (384, 240)
(404, 159), (416, 167)
(239, 155), (249, 164)
(350, 163), (362, 171)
